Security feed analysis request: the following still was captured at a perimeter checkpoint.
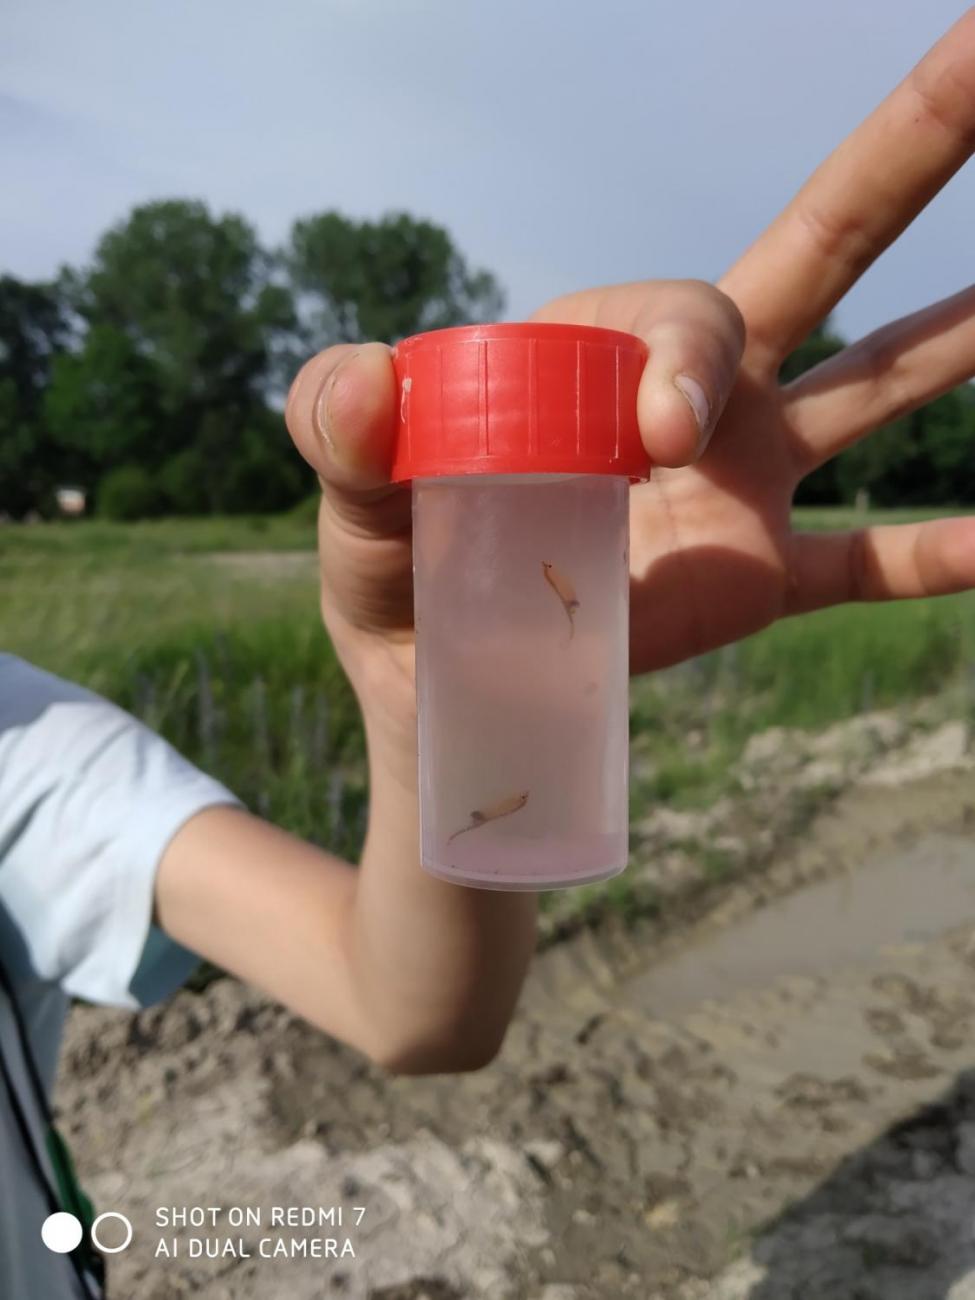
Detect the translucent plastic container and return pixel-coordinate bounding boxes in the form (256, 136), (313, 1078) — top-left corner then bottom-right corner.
(392, 324), (650, 891)
(414, 473), (629, 888)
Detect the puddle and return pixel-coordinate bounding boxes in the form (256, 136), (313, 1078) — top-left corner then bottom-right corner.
(623, 830), (975, 1020)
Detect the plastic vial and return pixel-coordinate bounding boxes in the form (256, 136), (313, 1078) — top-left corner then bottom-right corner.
(391, 323), (650, 891)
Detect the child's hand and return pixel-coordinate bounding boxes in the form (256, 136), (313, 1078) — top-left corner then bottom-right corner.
(569, 8), (975, 674)
(286, 8), (975, 693)
(284, 287), (743, 719)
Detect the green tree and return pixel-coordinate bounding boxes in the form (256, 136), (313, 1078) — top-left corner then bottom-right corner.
(44, 325), (162, 483)
(222, 414), (307, 514)
(0, 276), (69, 515)
(97, 464), (164, 520)
(157, 447), (212, 515)
(59, 199), (298, 513)
(778, 319), (847, 385)
(925, 384), (975, 503)
(782, 320), (975, 507)
(65, 199), (292, 431)
(780, 320), (847, 506)
(156, 413), (307, 516)
(284, 210), (504, 351)
(838, 386), (975, 506)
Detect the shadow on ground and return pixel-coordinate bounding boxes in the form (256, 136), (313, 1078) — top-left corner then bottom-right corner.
(702, 1070), (975, 1300)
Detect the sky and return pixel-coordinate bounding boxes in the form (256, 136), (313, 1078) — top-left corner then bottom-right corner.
(2, 0), (973, 345)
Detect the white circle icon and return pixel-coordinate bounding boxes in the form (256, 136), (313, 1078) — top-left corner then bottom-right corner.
(41, 1212), (83, 1254)
(90, 1211), (133, 1254)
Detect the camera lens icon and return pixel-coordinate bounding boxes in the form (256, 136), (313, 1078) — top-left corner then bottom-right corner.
(42, 1210), (133, 1255)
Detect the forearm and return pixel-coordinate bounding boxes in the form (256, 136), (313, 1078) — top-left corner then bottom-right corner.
(346, 697), (538, 1073)
(156, 684), (535, 1078)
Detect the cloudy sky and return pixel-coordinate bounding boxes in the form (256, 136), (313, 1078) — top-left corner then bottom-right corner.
(3, 0), (973, 343)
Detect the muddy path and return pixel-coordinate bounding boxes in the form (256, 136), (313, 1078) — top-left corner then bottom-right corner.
(58, 762), (975, 1299)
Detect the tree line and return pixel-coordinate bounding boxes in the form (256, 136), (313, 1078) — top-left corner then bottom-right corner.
(1, 199), (971, 518)
(0, 201), (503, 518)
(780, 322), (975, 507)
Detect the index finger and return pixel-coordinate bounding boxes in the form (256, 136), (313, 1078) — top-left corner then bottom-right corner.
(720, 7), (975, 368)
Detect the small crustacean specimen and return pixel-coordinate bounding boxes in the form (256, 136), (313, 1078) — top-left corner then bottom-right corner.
(448, 791), (530, 844)
(541, 561), (580, 641)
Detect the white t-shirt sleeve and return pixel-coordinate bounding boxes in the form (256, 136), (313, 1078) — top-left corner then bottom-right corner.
(0, 654), (242, 1009)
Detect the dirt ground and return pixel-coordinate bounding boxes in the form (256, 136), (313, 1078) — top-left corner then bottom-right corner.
(57, 721), (975, 1299)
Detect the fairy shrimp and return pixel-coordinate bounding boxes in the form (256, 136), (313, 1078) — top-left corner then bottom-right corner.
(541, 560), (580, 641)
(447, 790), (530, 844)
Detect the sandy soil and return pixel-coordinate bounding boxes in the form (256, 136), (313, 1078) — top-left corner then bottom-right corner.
(56, 720), (975, 1299)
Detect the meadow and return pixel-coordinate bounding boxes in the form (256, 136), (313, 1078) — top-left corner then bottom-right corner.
(2, 505), (973, 877)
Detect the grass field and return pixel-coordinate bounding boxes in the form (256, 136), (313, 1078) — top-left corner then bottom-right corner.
(0, 507), (367, 854)
(790, 505), (964, 531)
(2, 505), (973, 870)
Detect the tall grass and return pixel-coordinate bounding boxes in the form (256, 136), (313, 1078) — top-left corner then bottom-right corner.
(0, 530), (366, 857)
(100, 621), (367, 854)
(729, 598), (970, 729)
(627, 591), (974, 820)
(2, 510), (973, 866)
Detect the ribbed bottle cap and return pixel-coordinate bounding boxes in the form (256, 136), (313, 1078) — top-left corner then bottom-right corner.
(390, 322), (650, 482)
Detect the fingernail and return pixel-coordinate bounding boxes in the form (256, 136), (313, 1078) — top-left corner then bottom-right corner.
(674, 374), (712, 457)
(314, 353), (357, 453)
(314, 375), (338, 452)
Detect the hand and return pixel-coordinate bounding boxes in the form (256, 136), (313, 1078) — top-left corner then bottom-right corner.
(283, 288), (743, 719)
(537, 7), (975, 674)
(285, 8), (975, 690)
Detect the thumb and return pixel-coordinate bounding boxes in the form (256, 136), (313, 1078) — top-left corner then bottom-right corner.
(534, 279), (746, 469)
(634, 282), (746, 468)
(285, 342), (414, 642)
(285, 342), (398, 497)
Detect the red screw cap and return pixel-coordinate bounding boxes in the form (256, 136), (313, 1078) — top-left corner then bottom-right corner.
(391, 322), (650, 482)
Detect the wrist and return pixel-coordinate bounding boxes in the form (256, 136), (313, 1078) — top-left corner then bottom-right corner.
(361, 703), (418, 802)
